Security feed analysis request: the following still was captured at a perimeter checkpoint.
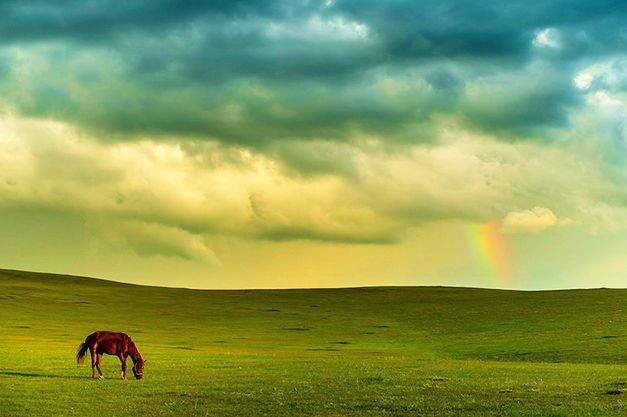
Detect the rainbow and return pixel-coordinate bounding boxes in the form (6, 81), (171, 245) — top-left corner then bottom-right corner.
(463, 220), (513, 288)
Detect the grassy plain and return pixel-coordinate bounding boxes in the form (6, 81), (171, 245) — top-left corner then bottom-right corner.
(0, 268), (625, 416)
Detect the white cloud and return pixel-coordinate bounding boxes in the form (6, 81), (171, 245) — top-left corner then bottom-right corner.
(533, 28), (560, 49)
(573, 58), (627, 91)
(501, 207), (575, 234)
(574, 68), (597, 90)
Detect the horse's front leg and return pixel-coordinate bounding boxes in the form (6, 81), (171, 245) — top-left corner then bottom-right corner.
(118, 354), (127, 380)
(95, 353), (104, 379)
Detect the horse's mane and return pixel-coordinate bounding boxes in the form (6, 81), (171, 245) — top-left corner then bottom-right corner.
(126, 335), (143, 364)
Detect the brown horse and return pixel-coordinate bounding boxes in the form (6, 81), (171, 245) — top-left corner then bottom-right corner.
(76, 331), (145, 380)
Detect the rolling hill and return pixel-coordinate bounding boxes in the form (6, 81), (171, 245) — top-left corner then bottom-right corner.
(0, 268), (625, 416)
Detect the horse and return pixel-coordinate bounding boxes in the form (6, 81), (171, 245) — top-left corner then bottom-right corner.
(76, 331), (145, 380)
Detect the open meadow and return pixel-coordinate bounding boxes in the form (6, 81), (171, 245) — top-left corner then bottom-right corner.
(0, 268), (625, 416)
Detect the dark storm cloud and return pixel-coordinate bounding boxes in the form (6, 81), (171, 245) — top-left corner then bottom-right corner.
(0, 0), (625, 149)
(334, 0), (626, 57)
(0, 0), (284, 41)
(460, 70), (583, 137)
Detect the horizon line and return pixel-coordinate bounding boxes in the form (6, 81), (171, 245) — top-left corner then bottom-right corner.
(1, 267), (624, 293)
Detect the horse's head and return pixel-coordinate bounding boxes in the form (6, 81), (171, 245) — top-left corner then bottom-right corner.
(132, 359), (145, 380)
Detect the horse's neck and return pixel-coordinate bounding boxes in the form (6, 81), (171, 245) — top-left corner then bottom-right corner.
(128, 341), (143, 363)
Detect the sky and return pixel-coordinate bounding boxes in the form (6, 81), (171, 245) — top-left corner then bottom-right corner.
(0, 0), (625, 289)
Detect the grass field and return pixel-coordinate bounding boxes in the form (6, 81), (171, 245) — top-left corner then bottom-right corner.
(0, 268), (625, 416)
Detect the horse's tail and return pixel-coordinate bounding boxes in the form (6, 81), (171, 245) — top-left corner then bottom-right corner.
(76, 342), (88, 364)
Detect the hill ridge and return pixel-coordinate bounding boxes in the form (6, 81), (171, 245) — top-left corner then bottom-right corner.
(2, 267), (624, 293)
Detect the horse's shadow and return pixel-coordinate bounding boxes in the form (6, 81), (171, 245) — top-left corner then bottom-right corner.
(0, 371), (85, 379)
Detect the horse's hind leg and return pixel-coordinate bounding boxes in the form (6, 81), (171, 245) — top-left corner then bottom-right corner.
(95, 353), (104, 379)
(90, 348), (96, 379)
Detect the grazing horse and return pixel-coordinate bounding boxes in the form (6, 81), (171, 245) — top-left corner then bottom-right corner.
(76, 331), (145, 380)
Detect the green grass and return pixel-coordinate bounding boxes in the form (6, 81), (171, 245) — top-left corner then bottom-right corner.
(0, 268), (625, 416)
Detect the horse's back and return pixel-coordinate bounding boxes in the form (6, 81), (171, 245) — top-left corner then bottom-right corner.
(86, 331), (130, 355)
(86, 330), (128, 344)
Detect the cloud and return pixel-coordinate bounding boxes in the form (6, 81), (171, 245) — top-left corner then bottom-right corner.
(95, 220), (221, 265)
(460, 61), (580, 137)
(0, 1), (625, 251)
(0, 114), (624, 251)
(0, 1), (624, 149)
(502, 207), (576, 234)
(574, 58), (627, 94)
(533, 28), (561, 49)
(0, 115), (396, 244)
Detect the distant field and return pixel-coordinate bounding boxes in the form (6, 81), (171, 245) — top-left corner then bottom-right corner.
(0, 268), (625, 416)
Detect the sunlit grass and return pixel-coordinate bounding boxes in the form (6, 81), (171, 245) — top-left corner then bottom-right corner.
(0, 269), (625, 416)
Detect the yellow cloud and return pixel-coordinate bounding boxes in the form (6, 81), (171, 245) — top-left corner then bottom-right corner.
(0, 114), (623, 250)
